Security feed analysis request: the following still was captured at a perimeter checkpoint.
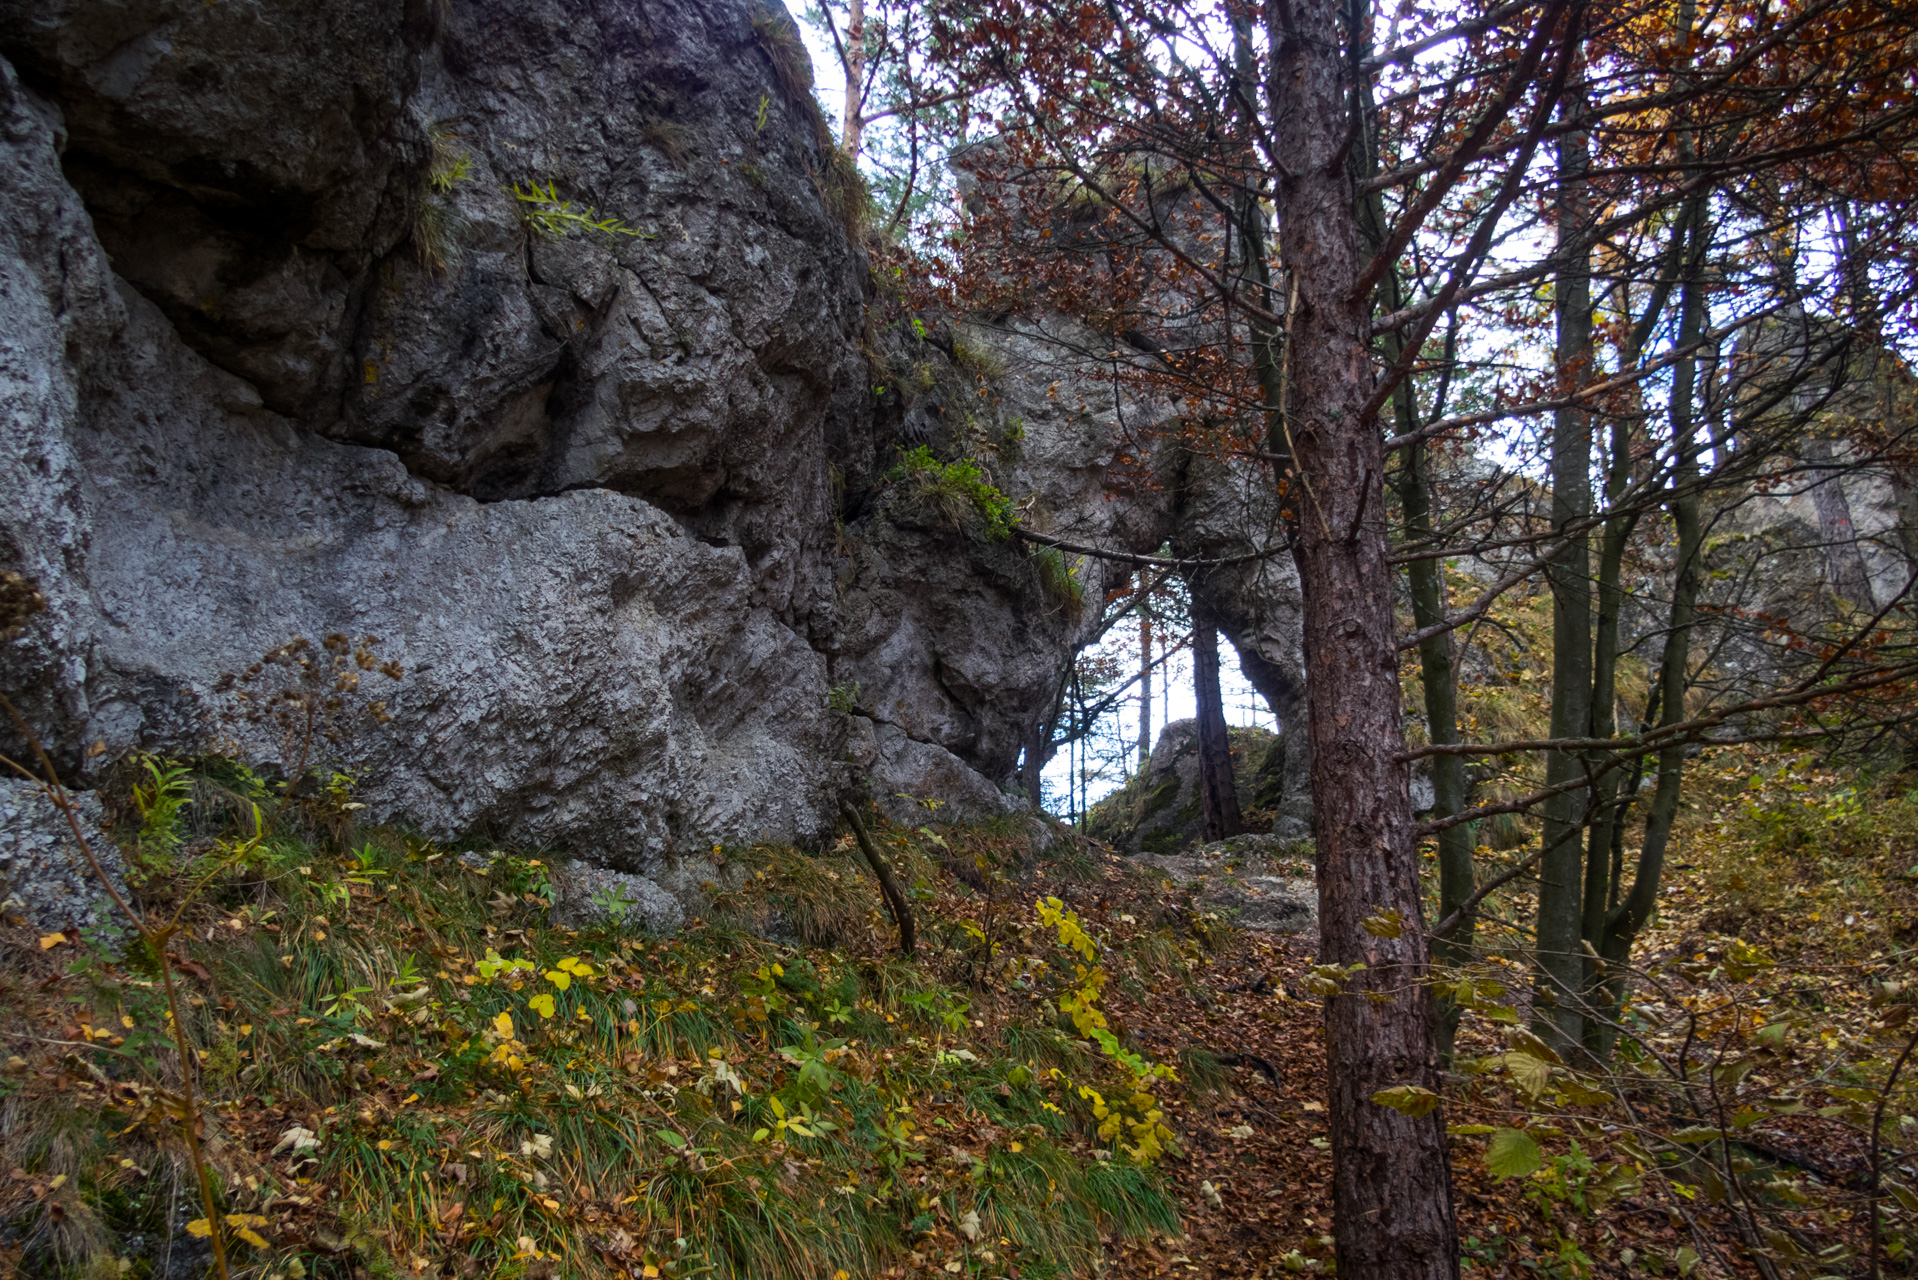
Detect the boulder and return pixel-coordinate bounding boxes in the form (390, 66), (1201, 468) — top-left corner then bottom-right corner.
(0, 780), (128, 933)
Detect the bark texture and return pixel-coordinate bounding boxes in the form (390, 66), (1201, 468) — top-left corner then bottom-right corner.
(1192, 610), (1246, 841)
(1268, 0), (1459, 1271)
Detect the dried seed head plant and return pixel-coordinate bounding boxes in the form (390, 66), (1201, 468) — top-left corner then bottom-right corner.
(212, 634), (404, 822)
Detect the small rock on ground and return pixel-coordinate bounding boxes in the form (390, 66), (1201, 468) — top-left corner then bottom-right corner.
(0, 779), (130, 933)
(547, 859), (685, 934)
(1135, 832), (1316, 935)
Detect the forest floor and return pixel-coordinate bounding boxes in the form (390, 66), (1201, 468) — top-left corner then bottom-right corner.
(1, 746), (1914, 1280)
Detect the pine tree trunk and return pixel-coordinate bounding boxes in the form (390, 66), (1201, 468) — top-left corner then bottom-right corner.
(1192, 611), (1245, 841)
(841, 0), (866, 156)
(1268, 0), (1458, 1270)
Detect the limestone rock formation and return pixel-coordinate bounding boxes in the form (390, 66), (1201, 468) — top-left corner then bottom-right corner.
(1136, 832), (1317, 935)
(0, 779), (127, 933)
(0, 0), (884, 876)
(1086, 718), (1304, 854)
(0, 0), (1312, 915)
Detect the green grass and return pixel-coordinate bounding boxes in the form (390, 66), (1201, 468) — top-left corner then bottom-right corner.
(1, 765), (1183, 1280)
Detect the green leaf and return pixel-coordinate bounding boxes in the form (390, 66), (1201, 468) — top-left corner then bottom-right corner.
(1371, 1085), (1441, 1118)
(1558, 1078), (1615, 1107)
(655, 1129), (686, 1148)
(1506, 1028), (1564, 1066)
(1668, 1126), (1727, 1144)
(1504, 1051), (1553, 1100)
(1448, 1123), (1497, 1136)
(1485, 1127), (1543, 1181)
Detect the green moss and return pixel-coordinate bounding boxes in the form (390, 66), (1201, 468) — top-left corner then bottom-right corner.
(890, 445), (1015, 540)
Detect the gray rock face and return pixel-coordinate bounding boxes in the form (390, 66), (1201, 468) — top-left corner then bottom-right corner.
(1136, 833), (1316, 935)
(0, 1), (859, 871)
(835, 313), (1313, 824)
(0, 0), (1311, 903)
(0, 780), (128, 933)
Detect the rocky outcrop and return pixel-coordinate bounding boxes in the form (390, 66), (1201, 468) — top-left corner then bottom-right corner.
(1087, 719), (1302, 854)
(0, 0), (1311, 903)
(0, 0), (860, 872)
(1136, 832), (1316, 935)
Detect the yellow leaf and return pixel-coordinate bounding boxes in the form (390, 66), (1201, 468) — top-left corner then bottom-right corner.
(235, 1227), (271, 1249)
(643, 1267), (660, 1278)
(529, 994), (556, 1019)
(1371, 1084), (1442, 1117)
(545, 970), (571, 992)
(122, 1015), (136, 1029)
(38, 933), (67, 950)
(186, 1219), (213, 1238)
(494, 1011), (515, 1040)
(1361, 908), (1404, 938)
(378, 1140), (395, 1151)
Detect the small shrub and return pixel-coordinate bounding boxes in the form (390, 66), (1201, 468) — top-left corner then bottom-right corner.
(130, 754), (193, 871)
(952, 336), (1006, 381)
(749, 4), (814, 105)
(893, 445), (1016, 539)
(1030, 544), (1085, 615)
(643, 119), (692, 166)
(411, 124), (472, 274)
(510, 180), (645, 241)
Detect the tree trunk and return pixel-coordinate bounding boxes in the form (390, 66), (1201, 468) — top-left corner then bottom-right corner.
(1019, 719), (1051, 808)
(1535, 74), (1597, 1054)
(1593, 197), (1711, 1059)
(1579, 411), (1640, 1048)
(842, 803), (914, 955)
(842, 0), (866, 156)
(1192, 609), (1245, 841)
(1581, 202), (1687, 1043)
(1268, 0), (1458, 1271)
(1139, 577), (1155, 768)
(1399, 431), (1474, 1060)
(1360, 43), (1473, 1055)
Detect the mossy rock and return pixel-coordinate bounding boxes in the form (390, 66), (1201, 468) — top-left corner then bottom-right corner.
(1091, 720), (1296, 855)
